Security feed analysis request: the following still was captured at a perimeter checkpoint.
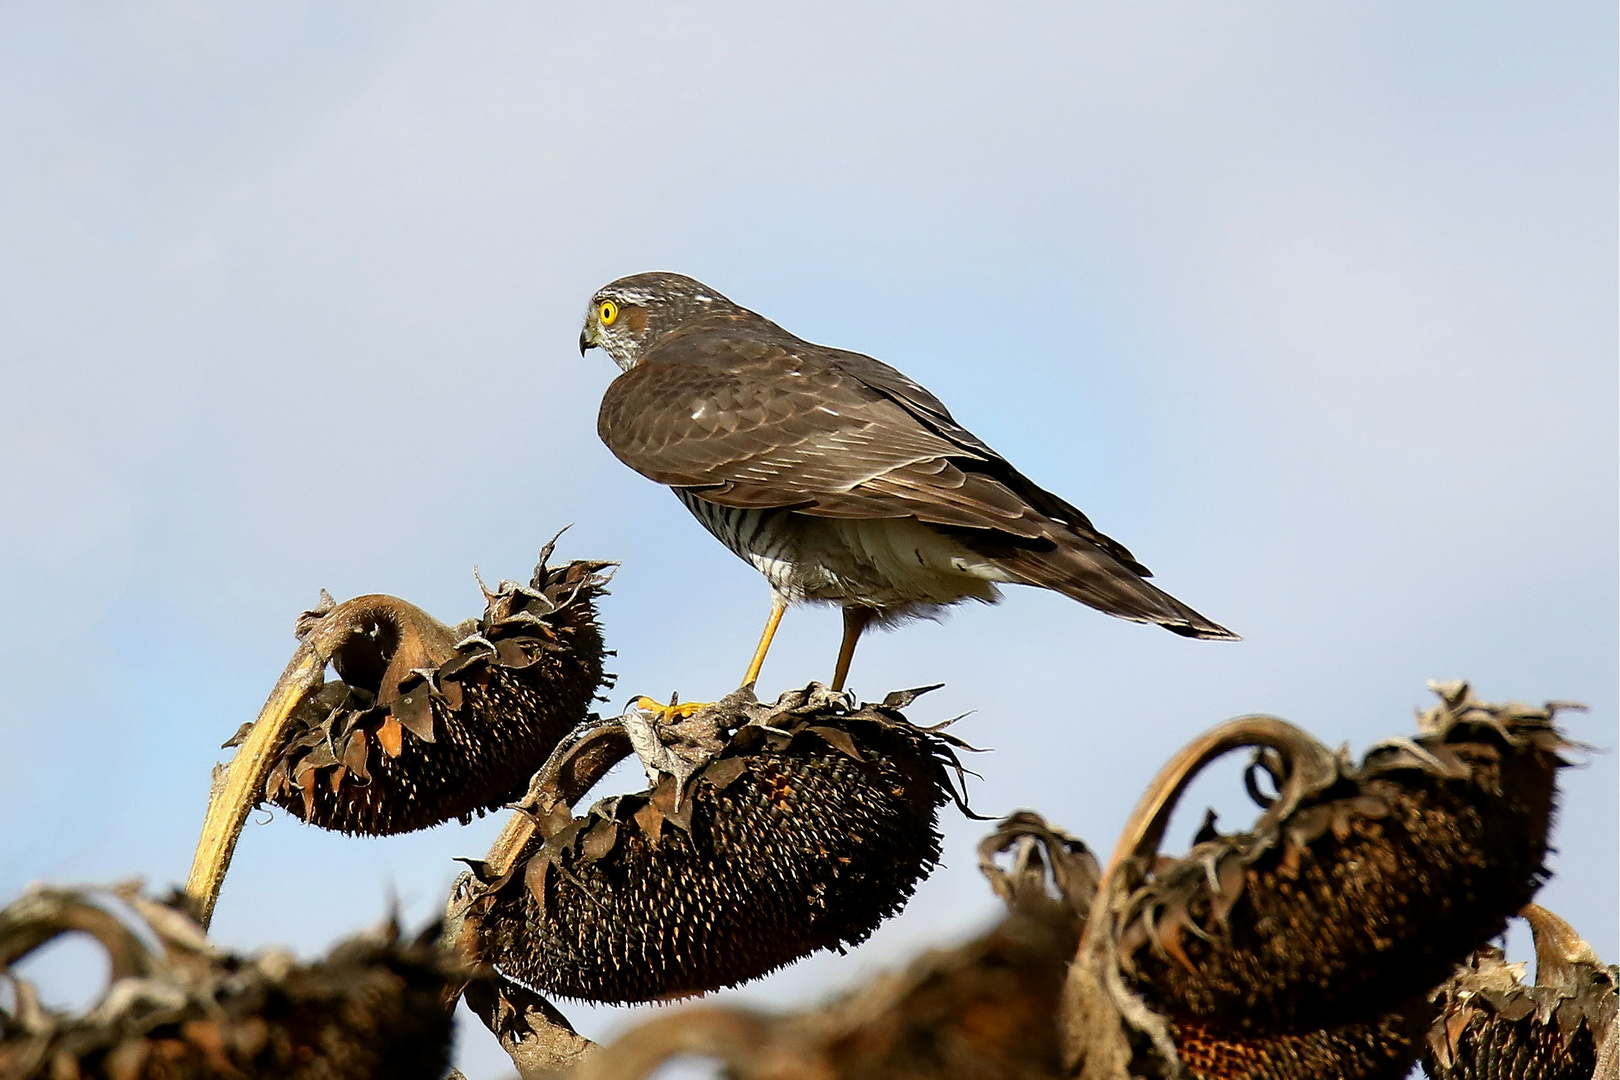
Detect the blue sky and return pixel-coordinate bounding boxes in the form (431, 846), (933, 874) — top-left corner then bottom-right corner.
(1, 4), (1613, 1076)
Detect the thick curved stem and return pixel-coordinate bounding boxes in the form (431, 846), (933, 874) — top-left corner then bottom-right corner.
(184, 593), (458, 928)
(484, 720), (634, 880)
(0, 887), (156, 981)
(1098, 715), (1337, 891)
(574, 1007), (802, 1080)
(1063, 715), (1339, 1079)
(184, 644), (325, 928)
(463, 974), (598, 1078)
(1521, 902), (1603, 991)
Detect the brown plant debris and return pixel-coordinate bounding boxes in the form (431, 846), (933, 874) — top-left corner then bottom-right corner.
(1421, 904), (1617, 1080)
(252, 543), (613, 835)
(461, 970), (596, 1078)
(1065, 681), (1577, 1080)
(0, 883), (465, 1080)
(452, 683), (974, 1004)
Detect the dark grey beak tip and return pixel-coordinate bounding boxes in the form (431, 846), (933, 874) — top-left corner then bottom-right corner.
(578, 330), (591, 356)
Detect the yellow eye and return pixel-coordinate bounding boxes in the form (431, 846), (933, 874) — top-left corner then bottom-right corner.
(598, 300), (619, 326)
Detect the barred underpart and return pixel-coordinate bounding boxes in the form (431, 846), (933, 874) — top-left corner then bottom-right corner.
(0, 883), (465, 1080)
(248, 544), (612, 835)
(1421, 905), (1617, 1080)
(453, 684), (972, 1004)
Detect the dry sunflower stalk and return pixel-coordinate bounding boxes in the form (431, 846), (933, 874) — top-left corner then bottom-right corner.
(445, 683), (975, 1006)
(0, 883), (466, 1080)
(1066, 681), (1577, 1080)
(1421, 904), (1617, 1080)
(185, 540), (612, 926)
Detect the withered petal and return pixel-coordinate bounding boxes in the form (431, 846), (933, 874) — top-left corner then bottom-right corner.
(392, 691), (436, 744)
(703, 757), (749, 789)
(340, 728), (370, 783)
(377, 715), (405, 758)
(808, 725), (864, 762)
(581, 819), (619, 863)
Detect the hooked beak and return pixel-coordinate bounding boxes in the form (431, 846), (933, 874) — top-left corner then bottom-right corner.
(578, 325), (597, 356)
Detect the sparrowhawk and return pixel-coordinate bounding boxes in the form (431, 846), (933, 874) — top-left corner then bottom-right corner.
(581, 272), (1236, 693)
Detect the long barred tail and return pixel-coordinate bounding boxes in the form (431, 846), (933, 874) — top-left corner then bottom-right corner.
(993, 537), (1239, 641)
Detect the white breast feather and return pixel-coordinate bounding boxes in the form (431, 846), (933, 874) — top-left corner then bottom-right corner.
(830, 517), (1014, 606)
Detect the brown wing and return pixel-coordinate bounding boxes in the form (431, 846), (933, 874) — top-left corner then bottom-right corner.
(598, 313), (1146, 567)
(597, 313), (1237, 640)
(814, 343), (1154, 573)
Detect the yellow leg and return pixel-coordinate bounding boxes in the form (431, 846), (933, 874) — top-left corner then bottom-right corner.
(832, 607), (874, 692)
(741, 597), (788, 688)
(631, 596), (789, 725)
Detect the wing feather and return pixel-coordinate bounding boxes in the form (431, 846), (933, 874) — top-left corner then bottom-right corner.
(597, 313), (1147, 567)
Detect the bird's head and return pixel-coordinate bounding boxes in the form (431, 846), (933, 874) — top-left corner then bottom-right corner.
(579, 272), (739, 370)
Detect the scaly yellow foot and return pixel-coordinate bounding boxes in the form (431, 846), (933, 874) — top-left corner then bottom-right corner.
(633, 694), (714, 724)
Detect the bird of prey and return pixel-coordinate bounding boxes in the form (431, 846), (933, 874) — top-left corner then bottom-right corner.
(581, 272), (1236, 694)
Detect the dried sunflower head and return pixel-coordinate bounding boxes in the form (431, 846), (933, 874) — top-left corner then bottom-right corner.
(451, 683), (974, 1004)
(1422, 904), (1617, 1080)
(255, 551), (613, 835)
(0, 883), (465, 1080)
(558, 811), (1095, 1080)
(186, 540), (613, 928)
(1066, 683), (1578, 1080)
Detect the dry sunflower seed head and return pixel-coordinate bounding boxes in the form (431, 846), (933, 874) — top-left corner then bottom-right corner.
(1163, 1007), (1437, 1080)
(568, 811), (1094, 1080)
(0, 883), (467, 1080)
(1121, 685), (1571, 1033)
(258, 550), (613, 835)
(454, 683), (974, 1005)
(1421, 904), (1617, 1080)
(1065, 684), (1576, 1080)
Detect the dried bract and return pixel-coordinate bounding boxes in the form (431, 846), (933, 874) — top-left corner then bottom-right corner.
(455, 684), (972, 1004)
(1421, 904), (1617, 1080)
(0, 883), (464, 1080)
